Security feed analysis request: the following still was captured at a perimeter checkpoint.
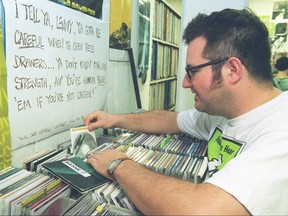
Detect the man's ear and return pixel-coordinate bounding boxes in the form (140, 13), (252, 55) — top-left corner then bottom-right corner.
(226, 57), (243, 84)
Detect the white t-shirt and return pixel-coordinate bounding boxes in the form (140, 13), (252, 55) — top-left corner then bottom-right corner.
(177, 91), (288, 215)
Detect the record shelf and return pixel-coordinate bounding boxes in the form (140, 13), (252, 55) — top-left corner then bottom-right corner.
(149, 0), (181, 111)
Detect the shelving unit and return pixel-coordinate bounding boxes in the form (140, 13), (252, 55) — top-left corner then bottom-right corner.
(148, 0), (181, 111)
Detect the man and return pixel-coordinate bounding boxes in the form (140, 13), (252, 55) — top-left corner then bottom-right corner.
(85, 8), (288, 215)
(273, 56), (288, 91)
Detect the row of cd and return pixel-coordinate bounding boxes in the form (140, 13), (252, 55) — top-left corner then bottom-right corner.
(60, 190), (138, 216)
(113, 132), (208, 158)
(115, 143), (208, 183)
(0, 166), (138, 216)
(1, 132), (208, 215)
(0, 167), (71, 216)
(0, 155), (140, 215)
(91, 140), (208, 183)
(93, 181), (140, 214)
(21, 148), (70, 173)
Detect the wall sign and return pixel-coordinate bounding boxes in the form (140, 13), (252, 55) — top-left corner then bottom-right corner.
(1, 0), (109, 149)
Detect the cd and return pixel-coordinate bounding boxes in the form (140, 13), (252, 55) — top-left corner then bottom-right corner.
(74, 132), (97, 158)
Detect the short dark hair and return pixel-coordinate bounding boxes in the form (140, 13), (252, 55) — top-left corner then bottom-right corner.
(275, 56), (288, 71)
(183, 8), (273, 83)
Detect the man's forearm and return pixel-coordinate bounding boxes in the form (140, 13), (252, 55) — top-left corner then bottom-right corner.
(114, 110), (181, 134)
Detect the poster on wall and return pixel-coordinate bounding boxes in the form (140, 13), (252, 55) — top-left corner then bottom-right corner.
(272, 0), (288, 20)
(271, 22), (288, 52)
(49, 0), (104, 19)
(109, 0), (132, 49)
(269, 1), (288, 53)
(1, 0), (109, 149)
(0, 17), (11, 169)
(138, 0), (150, 84)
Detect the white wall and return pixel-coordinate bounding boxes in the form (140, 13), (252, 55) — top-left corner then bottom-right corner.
(249, 0), (273, 16)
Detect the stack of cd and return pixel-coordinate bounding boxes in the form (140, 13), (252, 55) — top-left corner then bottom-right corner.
(92, 132), (209, 183)
(61, 191), (140, 216)
(114, 132), (207, 158)
(0, 167), (71, 215)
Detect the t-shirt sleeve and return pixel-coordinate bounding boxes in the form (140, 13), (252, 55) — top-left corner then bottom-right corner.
(177, 109), (218, 140)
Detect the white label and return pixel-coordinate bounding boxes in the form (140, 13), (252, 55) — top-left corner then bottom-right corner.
(63, 160), (91, 177)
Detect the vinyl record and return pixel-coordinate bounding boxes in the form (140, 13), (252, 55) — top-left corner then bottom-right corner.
(275, 22), (287, 35)
(74, 132), (97, 158)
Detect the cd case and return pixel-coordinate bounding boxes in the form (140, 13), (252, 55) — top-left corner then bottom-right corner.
(70, 126), (97, 158)
(42, 157), (110, 193)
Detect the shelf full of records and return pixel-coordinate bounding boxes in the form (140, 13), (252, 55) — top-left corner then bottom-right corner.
(152, 0), (181, 45)
(151, 40), (178, 81)
(149, 79), (177, 110)
(147, 0), (180, 111)
(0, 132), (208, 215)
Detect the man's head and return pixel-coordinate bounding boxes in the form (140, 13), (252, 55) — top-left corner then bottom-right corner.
(183, 8), (273, 84)
(275, 56), (288, 71)
(182, 8), (275, 118)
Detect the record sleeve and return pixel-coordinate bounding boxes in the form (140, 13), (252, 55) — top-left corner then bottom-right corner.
(11, 179), (59, 215)
(0, 175), (51, 215)
(30, 149), (64, 172)
(42, 157), (110, 193)
(41, 196), (75, 216)
(21, 148), (55, 171)
(28, 184), (71, 216)
(0, 167), (21, 181)
(36, 150), (69, 174)
(0, 171), (34, 192)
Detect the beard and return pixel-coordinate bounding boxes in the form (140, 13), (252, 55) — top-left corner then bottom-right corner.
(194, 84), (233, 118)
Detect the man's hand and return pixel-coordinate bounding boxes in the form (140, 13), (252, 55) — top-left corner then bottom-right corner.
(84, 110), (116, 131)
(86, 149), (127, 180)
